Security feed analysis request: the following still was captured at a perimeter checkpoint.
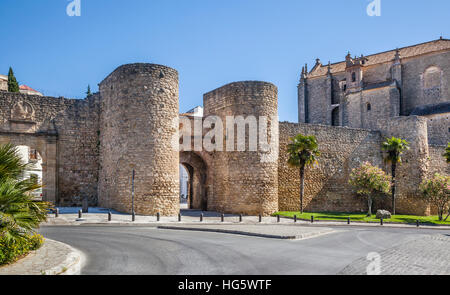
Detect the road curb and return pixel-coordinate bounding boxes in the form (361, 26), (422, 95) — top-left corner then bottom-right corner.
(44, 240), (83, 275)
(157, 225), (334, 240)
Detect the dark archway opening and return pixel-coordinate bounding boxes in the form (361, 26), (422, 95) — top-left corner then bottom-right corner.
(180, 152), (208, 211)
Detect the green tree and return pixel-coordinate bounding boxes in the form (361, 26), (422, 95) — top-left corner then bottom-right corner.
(287, 134), (320, 214)
(0, 144), (50, 244)
(86, 85), (92, 97)
(7, 67), (20, 93)
(382, 137), (410, 215)
(444, 143), (450, 163)
(349, 162), (391, 217)
(420, 174), (450, 221)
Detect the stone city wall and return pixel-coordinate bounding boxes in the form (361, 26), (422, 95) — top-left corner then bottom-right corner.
(204, 81), (279, 216)
(0, 91), (100, 206)
(98, 63), (180, 216)
(278, 122), (382, 213)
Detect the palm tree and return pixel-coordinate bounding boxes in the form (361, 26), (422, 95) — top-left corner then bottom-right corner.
(382, 137), (410, 215)
(444, 143), (450, 163)
(287, 134), (320, 214)
(0, 144), (49, 244)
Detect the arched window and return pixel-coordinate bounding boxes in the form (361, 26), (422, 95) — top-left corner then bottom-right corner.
(367, 103), (372, 111)
(423, 66), (442, 102)
(331, 107), (340, 126)
(423, 66), (441, 89)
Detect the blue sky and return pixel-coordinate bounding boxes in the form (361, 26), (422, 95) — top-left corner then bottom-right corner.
(0, 0), (449, 122)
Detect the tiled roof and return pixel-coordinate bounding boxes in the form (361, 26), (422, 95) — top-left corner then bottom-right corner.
(410, 102), (450, 116)
(307, 38), (450, 78)
(19, 85), (38, 92)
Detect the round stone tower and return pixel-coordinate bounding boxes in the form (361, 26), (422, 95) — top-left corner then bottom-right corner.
(98, 63), (179, 216)
(203, 81), (279, 216)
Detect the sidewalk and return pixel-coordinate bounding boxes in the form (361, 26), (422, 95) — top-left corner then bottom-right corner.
(44, 207), (450, 230)
(0, 239), (83, 275)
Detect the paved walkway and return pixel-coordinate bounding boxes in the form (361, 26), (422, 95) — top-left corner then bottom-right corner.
(158, 224), (336, 239)
(44, 208), (450, 231)
(339, 234), (450, 275)
(0, 239), (82, 275)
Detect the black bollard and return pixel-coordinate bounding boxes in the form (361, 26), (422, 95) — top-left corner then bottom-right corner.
(108, 211), (112, 222)
(380, 218), (383, 226)
(157, 212), (160, 222)
(200, 213), (204, 222)
(221, 214), (224, 222)
(347, 217), (351, 225)
(178, 213), (181, 222)
(277, 215), (280, 223)
(132, 211), (135, 222)
(78, 210), (82, 219)
(259, 215), (262, 223)
(239, 214), (243, 223)
(55, 208), (59, 218)
(311, 216), (314, 223)
(294, 215), (297, 223)
(416, 220), (420, 228)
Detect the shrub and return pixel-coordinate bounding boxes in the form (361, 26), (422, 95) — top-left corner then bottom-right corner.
(420, 174), (450, 221)
(349, 162), (391, 216)
(0, 233), (44, 265)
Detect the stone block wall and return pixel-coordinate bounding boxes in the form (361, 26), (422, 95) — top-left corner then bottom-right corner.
(375, 116), (431, 215)
(0, 92), (100, 206)
(428, 145), (450, 176)
(98, 63), (180, 216)
(54, 94), (100, 206)
(426, 114), (450, 146)
(342, 85), (400, 130)
(402, 51), (450, 115)
(278, 122), (383, 213)
(204, 81), (279, 216)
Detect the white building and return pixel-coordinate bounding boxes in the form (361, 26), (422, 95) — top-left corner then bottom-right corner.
(184, 106), (203, 117)
(0, 75), (7, 91)
(16, 146), (43, 199)
(19, 85), (43, 96)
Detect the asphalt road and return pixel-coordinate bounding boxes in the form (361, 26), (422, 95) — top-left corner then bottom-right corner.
(39, 225), (450, 275)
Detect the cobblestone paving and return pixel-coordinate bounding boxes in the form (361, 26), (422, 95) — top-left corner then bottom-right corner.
(339, 234), (450, 275)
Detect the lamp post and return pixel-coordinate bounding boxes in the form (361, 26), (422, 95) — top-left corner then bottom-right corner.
(131, 169), (135, 216)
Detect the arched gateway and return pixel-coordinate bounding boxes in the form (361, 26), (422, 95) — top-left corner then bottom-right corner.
(180, 152), (208, 210)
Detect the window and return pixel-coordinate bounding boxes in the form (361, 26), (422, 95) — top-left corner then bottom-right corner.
(367, 103), (372, 111)
(352, 72), (356, 82)
(29, 149), (38, 160)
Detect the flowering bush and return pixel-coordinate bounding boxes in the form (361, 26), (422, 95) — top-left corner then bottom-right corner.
(349, 162), (391, 216)
(420, 174), (450, 221)
(0, 233), (44, 265)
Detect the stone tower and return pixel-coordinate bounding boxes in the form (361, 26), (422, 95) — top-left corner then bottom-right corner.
(98, 63), (180, 216)
(203, 81), (279, 215)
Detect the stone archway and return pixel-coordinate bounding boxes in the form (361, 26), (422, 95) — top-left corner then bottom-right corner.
(0, 132), (58, 204)
(180, 151), (208, 211)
